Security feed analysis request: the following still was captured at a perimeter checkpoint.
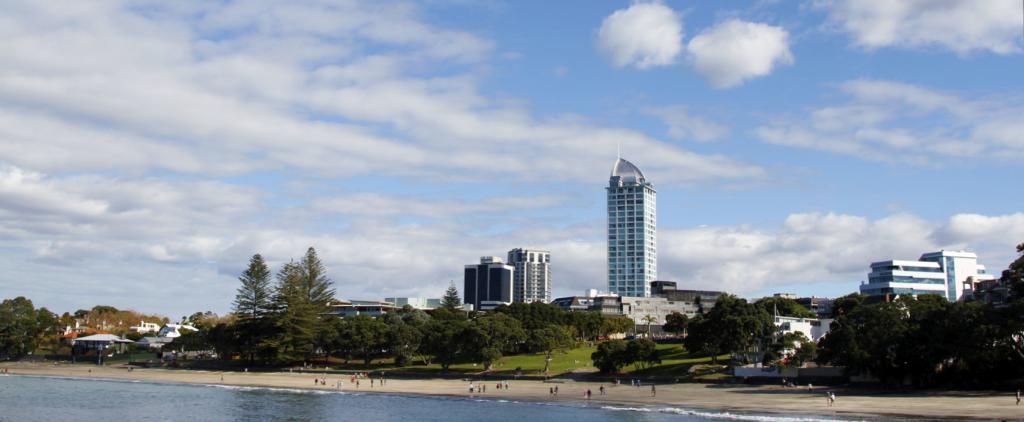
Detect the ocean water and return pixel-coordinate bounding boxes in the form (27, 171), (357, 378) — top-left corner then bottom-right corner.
(0, 375), (866, 422)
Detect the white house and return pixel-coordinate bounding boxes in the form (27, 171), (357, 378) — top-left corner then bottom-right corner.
(157, 323), (198, 338)
(129, 321), (161, 334)
(774, 315), (833, 342)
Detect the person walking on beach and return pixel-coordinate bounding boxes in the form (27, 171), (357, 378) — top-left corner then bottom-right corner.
(599, 386), (605, 396)
(651, 384), (656, 397)
(586, 389), (591, 399)
(1016, 389), (1021, 406)
(554, 385), (559, 396)
(829, 392), (836, 407)
(549, 387), (554, 397)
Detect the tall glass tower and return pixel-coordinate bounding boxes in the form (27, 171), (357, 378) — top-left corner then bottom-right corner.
(607, 157), (657, 297)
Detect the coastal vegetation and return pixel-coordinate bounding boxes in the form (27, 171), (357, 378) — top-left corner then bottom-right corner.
(2, 242), (1022, 387)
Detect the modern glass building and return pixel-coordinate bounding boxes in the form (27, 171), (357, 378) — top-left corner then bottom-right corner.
(859, 250), (996, 301)
(463, 256), (513, 311)
(507, 248), (551, 303)
(607, 157), (657, 297)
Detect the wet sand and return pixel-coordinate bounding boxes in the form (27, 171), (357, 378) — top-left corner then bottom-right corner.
(4, 362), (1022, 420)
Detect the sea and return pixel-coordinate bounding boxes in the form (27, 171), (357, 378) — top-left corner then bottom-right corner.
(0, 374), (877, 422)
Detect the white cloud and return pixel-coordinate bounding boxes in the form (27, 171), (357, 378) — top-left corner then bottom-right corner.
(756, 79), (1024, 162)
(644, 106), (729, 142)
(657, 212), (1024, 295)
(2, 164), (1020, 316)
(816, 0), (1024, 55)
(0, 0), (759, 186)
(597, 2), (684, 69)
(686, 19), (794, 88)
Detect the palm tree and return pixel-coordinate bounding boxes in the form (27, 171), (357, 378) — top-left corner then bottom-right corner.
(641, 315), (657, 338)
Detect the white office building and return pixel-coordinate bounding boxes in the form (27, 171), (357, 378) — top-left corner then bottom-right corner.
(607, 157), (657, 297)
(507, 248), (551, 303)
(385, 297), (442, 310)
(859, 250), (996, 301)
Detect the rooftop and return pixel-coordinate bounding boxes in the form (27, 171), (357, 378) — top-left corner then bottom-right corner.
(610, 157), (646, 185)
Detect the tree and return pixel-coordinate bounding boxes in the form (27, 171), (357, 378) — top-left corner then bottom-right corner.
(755, 296), (816, 318)
(527, 324), (573, 373)
(640, 315), (657, 337)
(336, 315), (390, 365)
(684, 295), (772, 363)
(421, 318), (471, 370)
(1005, 242), (1024, 301)
(626, 338), (660, 370)
(663, 312), (689, 337)
(816, 301), (913, 384)
(233, 254), (273, 364)
(298, 247), (335, 309)
(764, 332), (813, 368)
(591, 340), (629, 373)
(601, 316), (634, 338)
(271, 261), (321, 363)
(469, 313), (526, 370)
(387, 319), (423, 366)
(0, 297), (53, 358)
(234, 254), (273, 320)
(495, 302), (564, 330)
(441, 283), (462, 311)
(564, 311), (604, 341)
(830, 293), (866, 318)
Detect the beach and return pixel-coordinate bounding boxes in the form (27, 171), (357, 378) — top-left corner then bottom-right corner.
(3, 362), (1021, 420)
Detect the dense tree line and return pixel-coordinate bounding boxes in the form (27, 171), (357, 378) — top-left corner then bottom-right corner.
(170, 249), (637, 370)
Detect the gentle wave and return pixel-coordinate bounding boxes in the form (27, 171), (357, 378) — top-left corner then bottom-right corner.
(203, 383), (351, 396)
(600, 405), (862, 422)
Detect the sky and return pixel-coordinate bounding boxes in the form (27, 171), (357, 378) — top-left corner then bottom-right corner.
(1, 0), (1022, 318)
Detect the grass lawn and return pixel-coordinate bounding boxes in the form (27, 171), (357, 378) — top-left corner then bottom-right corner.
(621, 343), (728, 377)
(323, 343), (727, 378)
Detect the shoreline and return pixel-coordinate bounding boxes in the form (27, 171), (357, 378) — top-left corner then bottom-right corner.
(4, 362), (1022, 421)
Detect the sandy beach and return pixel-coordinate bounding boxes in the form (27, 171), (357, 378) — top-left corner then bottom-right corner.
(3, 362), (1022, 420)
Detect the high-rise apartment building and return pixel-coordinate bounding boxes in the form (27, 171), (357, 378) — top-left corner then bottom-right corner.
(507, 248), (551, 303)
(607, 157), (657, 297)
(463, 256), (513, 311)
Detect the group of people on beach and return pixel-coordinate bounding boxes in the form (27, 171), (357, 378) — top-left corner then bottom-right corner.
(468, 381), (510, 394)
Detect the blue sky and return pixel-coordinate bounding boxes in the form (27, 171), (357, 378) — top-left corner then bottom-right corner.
(0, 0), (1022, 318)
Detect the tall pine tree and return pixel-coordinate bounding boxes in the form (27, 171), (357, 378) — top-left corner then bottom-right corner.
(441, 282), (462, 311)
(233, 254), (272, 364)
(234, 254), (272, 320)
(270, 248), (336, 363)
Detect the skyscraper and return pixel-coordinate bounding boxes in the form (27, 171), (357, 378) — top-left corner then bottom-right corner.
(507, 248), (551, 303)
(607, 157), (657, 297)
(463, 256), (514, 311)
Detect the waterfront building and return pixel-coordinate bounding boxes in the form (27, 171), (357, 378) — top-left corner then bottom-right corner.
(464, 256), (513, 311)
(507, 248), (551, 303)
(325, 300), (396, 318)
(859, 250), (996, 301)
(385, 297), (442, 310)
(650, 280), (723, 314)
(620, 296), (701, 325)
(607, 157), (657, 297)
(551, 289), (620, 314)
